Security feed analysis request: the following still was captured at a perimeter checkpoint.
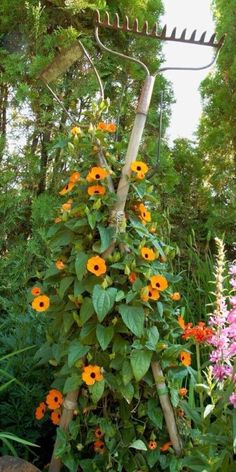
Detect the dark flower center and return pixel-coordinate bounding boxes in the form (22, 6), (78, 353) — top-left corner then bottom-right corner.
(156, 283), (160, 288)
(95, 174), (100, 179)
(94, 265), (99, 271)
(90, 372), (96, 379)
(148, 291), (152, 297)
(39, 302), (44, 307)
(54, 396), (58, 402)
(137, 166), (141, 171)
(65, 184), (69, 190)
(100, 444), (104, 449)
(94, 190), (99, 194)
(145, 253), (148, 258)
(97, 430), (102, 436)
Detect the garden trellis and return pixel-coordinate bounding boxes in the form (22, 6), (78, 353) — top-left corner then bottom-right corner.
(46, 11), (225, 472)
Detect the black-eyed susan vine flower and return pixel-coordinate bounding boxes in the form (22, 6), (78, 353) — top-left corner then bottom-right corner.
(31, 286), (41, 296)
(131, 161), (149, 179)
(86, 167), (108, 182)
(180, 351), (191, 367)
(55, 260), (65, 270)
(82, 365), (103, 385)
(32, 295), (50, 312)
(46, 389), (63, 410)
(87, 256), (107, 276)
(94, 440), (105, 454)
(140, 247), (156, 261)
(148, 440), (157, 450)
(35, 402), (46, 420)
(87, 185), (106, 196)
(51, 409), (61, 425)
(59, 181), (75, 196)
(150, 275), (168, 291)
(138, 203), (151, 223)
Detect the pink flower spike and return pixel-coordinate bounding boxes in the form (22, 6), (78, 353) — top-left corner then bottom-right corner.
(229, 392), (236, 408)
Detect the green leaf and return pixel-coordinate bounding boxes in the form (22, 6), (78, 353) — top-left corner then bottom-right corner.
(120, 382), (134, 403)
(58, 276), (74, 299)
(75, 252), (88, 281)
(129, 439), (147, 451)
(118, 304), (144, 338)
(68, 341), (90, 367)
(147, 399), (163, 428)
(122, 360), (133, 385)
(157, 302), (163, 317)
(130, 349), (152, 381)
(80, 297), (94, 324)
(145, 326), (159, 350)
(92, 285), (117, 322)
(63, 374), (82, 394)
(89, 379), (105, 403)
(96, 324), (114, 350)
(98, 225), (115, 252)
(51, 229), (74, 248)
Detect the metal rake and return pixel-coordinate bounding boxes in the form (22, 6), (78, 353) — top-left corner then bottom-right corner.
(94, 11), (225, 216)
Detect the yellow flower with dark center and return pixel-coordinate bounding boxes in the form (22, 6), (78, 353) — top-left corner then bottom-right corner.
(87, 185), (106, 196)
(82, 365), (103, 385)
(148, 440), (157, 450)
(51, 409), (61, 425)
(94, 440), (105, 454)
(131, 161), (149, 176)
(147, 285), (160, 300)
(138, 203), (151, 223)
(140, 247), (156, 261)
(69, 171), (80, 183)
(35, 402), (46, 420)
(59, 181), (75, 196)
(86, 167), (108, 182)
(95, 428), (104, 439)
(46, 389), (63, 410)
(32, 295), (50, 312)
(150, 275), (168, 291)
(180, 351), (191, 367)
(87, 256), (107, 276)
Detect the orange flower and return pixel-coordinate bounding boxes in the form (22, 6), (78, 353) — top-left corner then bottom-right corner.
(61, 199), (73, 212)
(95, 428), (104, 439)
(147, 285), (160, 301)
(94, 440), (105, 454)
(138, 203), (151, 223)
(71, 126), (81, 136)
(35, 402), (46, 420)
(129, 272), (137, 284)
(179, 388), (188, 397)
(180, 351), (191, 367)
(87, 185), (106, 196)
(140, 247), (156, 261)
(32, 295), (50, 312)
(160, 441), (172, 452)
(31, 286), (41, 297)
(87, 256), (107, 276)
(54, 217), (62, 224)
(51, 409), (61, 425)
(69, 171), (80, 183)
(55, 260), (65, 270)
(59, 181), (75, 196)
(178, 315), (186, 330)
(86, 167), (108, 182)
(97, 122), (107, 131)
(82, 365), (103, 386)
(150, 275), (168, 291)
(148, 440), (157, 450)
(131, 161), (149, 178)
(182, 322), (213, 344)
(106, 123), (116, 133)
(171, 292), (181, 301)
(46, 389), (63, 410)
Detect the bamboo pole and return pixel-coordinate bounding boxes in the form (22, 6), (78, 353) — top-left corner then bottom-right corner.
(151, 361), (182, 455)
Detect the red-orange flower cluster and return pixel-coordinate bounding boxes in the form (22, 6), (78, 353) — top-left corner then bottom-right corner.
(179, 317), (213, 343)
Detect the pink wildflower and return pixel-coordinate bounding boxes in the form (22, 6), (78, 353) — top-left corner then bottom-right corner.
(229, 393), (236, 408)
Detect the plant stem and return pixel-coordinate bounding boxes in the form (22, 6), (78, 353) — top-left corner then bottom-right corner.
(195, 343), (204, 412)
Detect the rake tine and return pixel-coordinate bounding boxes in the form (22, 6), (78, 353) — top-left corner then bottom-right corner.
(104, 11), (110, 27)
(161, 25), (167, 38)
(123, 15), (130, 32)
(151, 22), (158, 37)
(114, 13), (120, 29)
(133, 18), (139, 33)
(209, 33), (216, 45)
(190, 30), (197, 42)
(199, 31), (207, 44)
(170, 27), (177, 39)
(180, 29), (187, 41)
(142, 21), (149, 35)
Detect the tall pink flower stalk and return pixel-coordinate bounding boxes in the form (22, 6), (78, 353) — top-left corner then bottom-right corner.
(208, 239), (236, 407)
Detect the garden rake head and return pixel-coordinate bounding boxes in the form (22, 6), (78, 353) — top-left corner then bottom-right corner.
(94, 10), (225, 75)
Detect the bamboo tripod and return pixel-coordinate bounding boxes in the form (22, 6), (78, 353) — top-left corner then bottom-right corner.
(49, 11), (224, 471)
